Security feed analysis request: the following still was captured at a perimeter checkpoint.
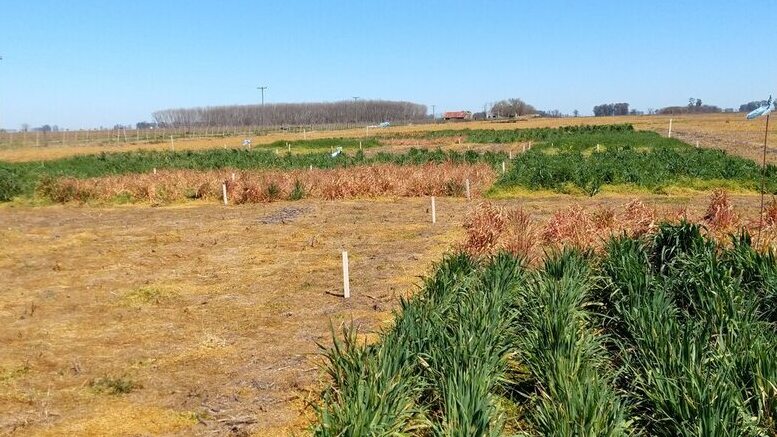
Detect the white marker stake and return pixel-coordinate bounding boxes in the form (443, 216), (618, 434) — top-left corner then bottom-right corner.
(431, 196), (436, 224)
(668, 118), (673, 138)
(596, 144), (600, 152)
(465, 179), (471, 200)
(309, 164), (313, 171)
(288, 143), (291, 153)
(695, 140), (699, 149)
(509, 151), (513, 159)
(342, 251), (350, 298)
(153, 167), (157, 175)
(501, 161), (506, 174)
(522, 144), (526, 153)
(359, 141), (362, 150)
(170, 135), (174, 151)
(231, 173), (235, 182)
(222, 183), (228, 206)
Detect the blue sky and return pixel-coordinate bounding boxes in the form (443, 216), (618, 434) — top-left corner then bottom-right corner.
(1, 0), (775, 129)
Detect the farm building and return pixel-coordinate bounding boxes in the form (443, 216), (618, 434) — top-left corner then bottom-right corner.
(443, 111), (472, 120)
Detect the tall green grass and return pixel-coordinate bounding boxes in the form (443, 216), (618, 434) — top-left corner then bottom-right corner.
(315, 223), (777, 435)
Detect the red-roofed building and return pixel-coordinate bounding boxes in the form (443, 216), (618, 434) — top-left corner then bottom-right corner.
(443, 111), (472, 120)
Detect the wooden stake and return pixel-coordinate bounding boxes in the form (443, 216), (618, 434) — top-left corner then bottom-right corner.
(170, 135), (174, 151)
(359, 141), (362, 150)
(431, 196), (436, 224)
(522, 144), (526, 153)
(288, 143), (291, 153)
(153, 167), (157, 175)
(668, 118), (673, 138)
(342, 251), (350, 298)
(465, 179), (471, 200)
(501, 161), (506, 174)
(222, 183), (228, 206)
(231, 173), (235, 182)
(508, 151), (513, 159)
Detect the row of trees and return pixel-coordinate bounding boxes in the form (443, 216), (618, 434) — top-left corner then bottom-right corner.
(152, 100), (427, 127)
(593, 102), (630, 117)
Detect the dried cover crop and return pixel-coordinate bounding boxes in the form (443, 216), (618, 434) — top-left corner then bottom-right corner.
(462, 191), (777, 261)
(40, 163), (496, 204)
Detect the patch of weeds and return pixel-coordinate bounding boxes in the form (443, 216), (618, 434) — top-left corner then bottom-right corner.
(122, 286), (179, 306)
(0, 365), (30, 383)
(289, 180), (305, 200)
(90, 375), (140, 395)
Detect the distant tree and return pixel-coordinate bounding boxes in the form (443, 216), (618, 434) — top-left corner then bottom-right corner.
(136, 121), (157, 129)
(593, 102), (629, 116)
(739, 100), (769, 112)
(20, 123), (28, 132)
(573, 109), (579, 117)
(696, 99), (702, 108)
(491, 98), (536, 118)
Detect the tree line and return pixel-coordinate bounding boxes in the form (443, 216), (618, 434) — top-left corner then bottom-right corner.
(152, 100), (428, 127)
(593, 102), (630, 116)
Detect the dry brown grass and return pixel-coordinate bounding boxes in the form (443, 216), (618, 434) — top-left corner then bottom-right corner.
(462, 191), (776, 261)
(0, 198), (469, 435)
(39, 163), (496, 205)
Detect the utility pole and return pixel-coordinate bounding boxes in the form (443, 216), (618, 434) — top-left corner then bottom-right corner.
(352, 97), (359, 124)
(257, 86), (268, 127)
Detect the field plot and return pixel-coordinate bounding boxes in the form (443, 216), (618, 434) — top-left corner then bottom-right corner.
(0, 192), (770, 436)
(315, 218), (777, 435)
(0, 198), (469, 435)
(0, 113), (773, 165)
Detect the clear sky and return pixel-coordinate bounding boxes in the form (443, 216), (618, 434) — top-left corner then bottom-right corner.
(1, 0), (775, 129)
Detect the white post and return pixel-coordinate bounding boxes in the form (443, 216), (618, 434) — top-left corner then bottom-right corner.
(431, 196), (436, 224)
(501, 161), (506, 174)
(153, 167), (157, 175)
(508, 151), (513, 159)
(465, 179), (471, 200)
(222, 183), (228, 206)
(170, 135), (174, 151)
(522, 144), (526, 153)
(668, 118), (673, 138)
(596, 144), (600, 152)
(231, 172), (235, 182)
(288, 143), (291, 153)
(303, 129), (307, 140)
(342, 251), (350, 299)
(359, 141), (362, 150)
(309, 164), (313, 171)
(695, 140), (699, 148)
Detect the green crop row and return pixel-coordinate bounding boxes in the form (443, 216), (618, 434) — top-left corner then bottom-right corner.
(496, 131), (777, 195)
(391, 123), (635, 143)
(314, 223), (777, 435)
(0, 147), (507, 201)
